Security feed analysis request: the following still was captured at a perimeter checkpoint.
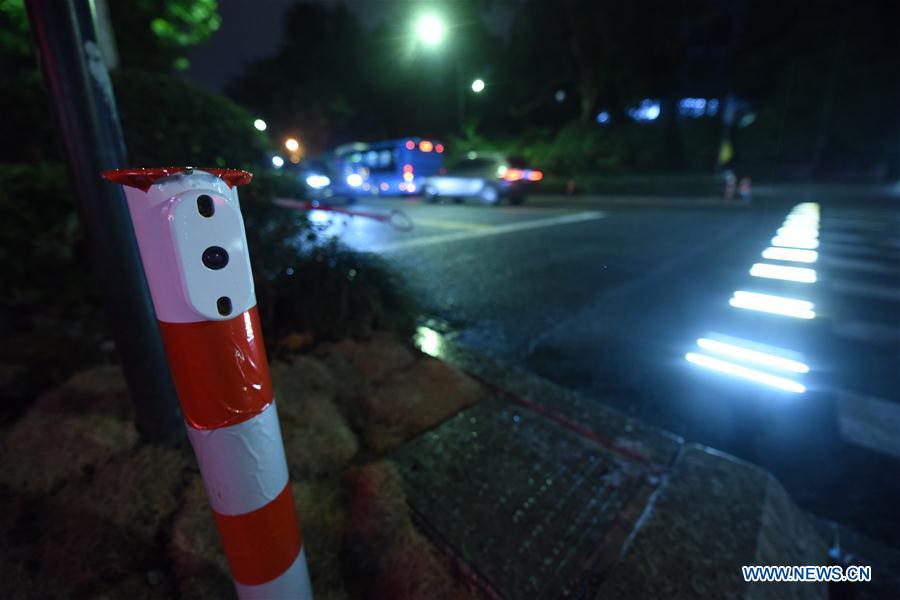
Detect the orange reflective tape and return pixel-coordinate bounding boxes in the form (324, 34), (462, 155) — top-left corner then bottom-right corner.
(158, 307), (273, 429)
(213, 482), (303, 586)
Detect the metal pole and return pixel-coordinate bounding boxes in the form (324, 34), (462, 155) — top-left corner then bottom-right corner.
(24, 0), (183, 442)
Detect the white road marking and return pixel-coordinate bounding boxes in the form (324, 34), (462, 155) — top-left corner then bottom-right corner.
(820, 255), (900, 276)
(826, 243), (900, 261)
(411, 217), (491, 231)
(368, 211), (606, 253)
(832, 320), (900, 345)
(838, 390), (900, 460)
(822, 217), (899, 233)
(830, 279), (900, 302)
(824, 231), (868, 244)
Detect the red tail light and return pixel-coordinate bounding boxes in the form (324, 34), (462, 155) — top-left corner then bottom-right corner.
(419, 140), (434, 152)
(405, 140), (415, 150)
(503, 168), (525, 182)
(403, 164), (413, 173)
(435, 143), (444, 153)
(527, 170), (543, 181)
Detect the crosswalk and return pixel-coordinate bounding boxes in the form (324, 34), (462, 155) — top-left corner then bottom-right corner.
(820, 210), (900, 460)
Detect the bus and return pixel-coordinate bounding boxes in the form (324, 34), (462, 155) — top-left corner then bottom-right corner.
(333, 137), (445, 197)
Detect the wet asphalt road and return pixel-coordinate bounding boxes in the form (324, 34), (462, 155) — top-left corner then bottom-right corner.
(314, 185), (900, 547)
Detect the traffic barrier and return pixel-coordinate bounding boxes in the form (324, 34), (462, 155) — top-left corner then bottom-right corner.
(103, 167), (313, 599)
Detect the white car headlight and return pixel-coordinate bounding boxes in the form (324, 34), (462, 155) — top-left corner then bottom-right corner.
(346, 173), (363, 187)
(305, 174), (331, 189)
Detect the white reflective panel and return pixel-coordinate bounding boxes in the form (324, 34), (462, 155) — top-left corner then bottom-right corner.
(762, 247), (818, 263)
(696, 337), (809, 373)
(771, 235), (819, 249)
(777, 226), (819, 239)
(686, 352), (806, 393)
(729, 290), (816, 319)
(750, 263), (817, 283)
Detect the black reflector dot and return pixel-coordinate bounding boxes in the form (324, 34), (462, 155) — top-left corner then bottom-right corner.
(217, 296), (232, 316)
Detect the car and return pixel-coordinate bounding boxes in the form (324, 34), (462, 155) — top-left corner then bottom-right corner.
(421, 152), (543, 205)
(291, 157), (369, 203)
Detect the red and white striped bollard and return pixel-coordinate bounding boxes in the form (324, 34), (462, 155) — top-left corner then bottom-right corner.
(102, 167), (313, 599)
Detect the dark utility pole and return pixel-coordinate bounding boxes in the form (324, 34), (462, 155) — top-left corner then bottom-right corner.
(25, 0), (183, 442)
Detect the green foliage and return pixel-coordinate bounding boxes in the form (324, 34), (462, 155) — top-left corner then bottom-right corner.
(109, 0), (220, 72)
(0, 0), (28, 57)
(113, 69), (270, 169)
(0, 163), (94, 318)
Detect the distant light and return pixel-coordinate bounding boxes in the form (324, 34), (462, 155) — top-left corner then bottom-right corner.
(405, 140), (415, 150)
(380, 182), (389, 191)
(271, 156), (284, 168)
(471, 78), (485, 93)
(750, 263), (817, 283)
(414, 14), (446, 47)
(403, 164), (413, 173)
(403, 171), (414, 181)
(253, 118), (267, 131)
(503, 168), (525, 182)
(678, 98), (707, 118)
(399, 182), (407, 191)
(527, 170), (543, 181)
(707, 99), (719, 115)
(363, 183), (372, 191)
(497, 165), (508, 177)
(285, 138), (299, 152)
(596, 111), (610, 124)
(762, 247), (818, 263)
(686, 352), (806, 393)
(467, 151), (477, 160)
(407, 183), (416, 193)
(628, 99), (661, 121)
(555, 89), (566, 103)
(415, 326), (443, 357)
(419, 140), (434, 152)
(308, 209), (329, 224)
(435, 143), (444, 153)
(771, 235), (819, 249)
(305, 174), (330, 189)
(346, 173), (363, 187)
(729, 291), (815, 319)
(696, 338), (809, 374)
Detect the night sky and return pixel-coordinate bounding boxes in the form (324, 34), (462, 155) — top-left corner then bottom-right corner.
(184, 0), (513, 92)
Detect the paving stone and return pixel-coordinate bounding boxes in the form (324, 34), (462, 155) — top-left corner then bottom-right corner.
(394, 401), (659, 598)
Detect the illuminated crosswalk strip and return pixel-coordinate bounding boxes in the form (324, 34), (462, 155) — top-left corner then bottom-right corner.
(762, 247), (818, 263)
(749, 263), (816, 283)
(685, 352), (806, 393)
(696, 338), (809, 373)
(729, 290), (816, 319)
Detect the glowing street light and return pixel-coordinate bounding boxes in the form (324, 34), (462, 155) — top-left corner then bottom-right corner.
(471, 78), (485, 93)
(253, 118), (267, 131)
(414, 14), (446, 47)
(284, 137), (299, 152)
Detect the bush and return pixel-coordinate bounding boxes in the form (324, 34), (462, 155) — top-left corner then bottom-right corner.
(113, 69), (271, 170)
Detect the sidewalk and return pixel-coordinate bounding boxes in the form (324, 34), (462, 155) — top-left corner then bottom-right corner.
(0, 330), (894, 598)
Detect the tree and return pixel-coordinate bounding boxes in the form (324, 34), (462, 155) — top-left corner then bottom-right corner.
(109, 0), (220, 71)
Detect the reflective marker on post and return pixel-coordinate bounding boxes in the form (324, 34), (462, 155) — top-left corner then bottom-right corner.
(102, 167), (313, 599)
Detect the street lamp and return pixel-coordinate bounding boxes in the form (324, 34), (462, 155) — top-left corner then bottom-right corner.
(253, 118), (267, 131)
(471, 78), (485, 93)
(284, 138), (299, 152)
(414, 14), (446, 47)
